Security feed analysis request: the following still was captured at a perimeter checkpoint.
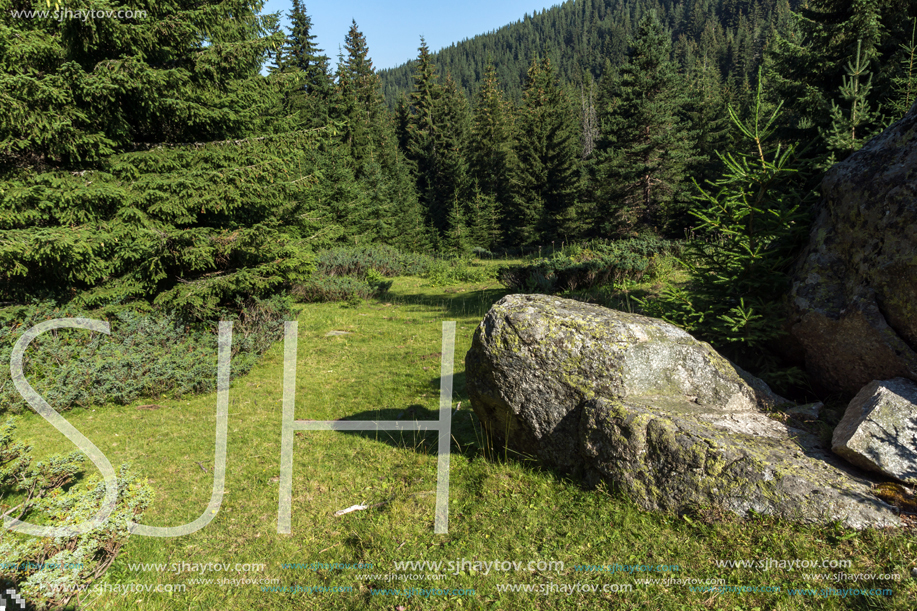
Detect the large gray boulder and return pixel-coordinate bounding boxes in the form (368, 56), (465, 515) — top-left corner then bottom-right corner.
(833, 378), (917, 482)
(786, 107), (917, 395)
(466, 294), (899, 529)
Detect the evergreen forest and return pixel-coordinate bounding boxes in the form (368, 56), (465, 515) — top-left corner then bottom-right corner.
(3, 1), (917, 607)
(2, 0), (917, 379)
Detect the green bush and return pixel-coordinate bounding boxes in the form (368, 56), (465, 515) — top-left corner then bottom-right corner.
(316, 244), (435, 279)
(424, 258), (495, 286)
(499, 237), (677, 293)
(637, 75), (813, 393)
(0, 295), (297, 414)
(0, 418), (152, 610)
(291, 275), (392, 303)
(0, 132), (330, 321)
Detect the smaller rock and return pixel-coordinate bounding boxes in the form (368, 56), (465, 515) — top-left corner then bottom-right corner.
(786, 402), (823, 420)
(832, 378), (917, 482)
(912, 567), (917, 578)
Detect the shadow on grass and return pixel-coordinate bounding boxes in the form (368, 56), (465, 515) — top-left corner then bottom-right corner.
(379, 287), (511, 320)
(327, 396), (553, 489)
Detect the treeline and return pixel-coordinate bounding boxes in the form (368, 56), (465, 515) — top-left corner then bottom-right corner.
(2, 0), (917, 320)
(379, 0), (800, 106)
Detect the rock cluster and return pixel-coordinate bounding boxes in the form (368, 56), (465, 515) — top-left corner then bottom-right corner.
(833, 378), (917, 483)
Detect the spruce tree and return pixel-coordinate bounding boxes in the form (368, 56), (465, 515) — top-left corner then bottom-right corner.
(1, 0), (284, 167)
(401, 39), (474, 242)
(684, 46), (731, 188)
(335, 21), (388, 165)
(511, 55), (581, 245)
(766, 0), (915, 152)
(891, 17), (917, 120)
(470, 60), (516, 232)
(643, 73), (813, 391)
(275, 0), (333, 127)
(402, 38), (445, 231)
(438, 73), (475, 242)
(332, 22), (430, 250)
(820, 39), (885, 166)
(466, 187), (502, 250)
(0, 0), (331, 316)
(595, 11), (698, 236)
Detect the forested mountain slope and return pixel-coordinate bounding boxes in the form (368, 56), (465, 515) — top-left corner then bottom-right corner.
(379, 0), (799, 105)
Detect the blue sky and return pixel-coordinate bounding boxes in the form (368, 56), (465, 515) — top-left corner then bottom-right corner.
(259, 0), (562, 71)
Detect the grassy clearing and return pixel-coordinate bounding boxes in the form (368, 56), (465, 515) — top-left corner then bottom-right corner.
(3, 270), (915, 610)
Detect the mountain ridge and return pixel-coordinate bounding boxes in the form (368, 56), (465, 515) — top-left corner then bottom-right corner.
(378, 0), (798, 105)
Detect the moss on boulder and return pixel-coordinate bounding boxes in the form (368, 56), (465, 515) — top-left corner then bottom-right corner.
(466, 294), (900, 529)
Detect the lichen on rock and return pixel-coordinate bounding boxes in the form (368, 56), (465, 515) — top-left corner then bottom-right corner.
(786, 105), (917, 395)
(466, 294), (900, 529)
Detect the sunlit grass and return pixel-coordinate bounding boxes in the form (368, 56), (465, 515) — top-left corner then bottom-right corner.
(5, 272), (915, 610)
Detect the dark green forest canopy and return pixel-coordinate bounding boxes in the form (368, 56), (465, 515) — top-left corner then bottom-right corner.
(0, 0), (282, 168)
(3, 0), (917, 324)
(1, 1), (356, 316)
(378, 0), (802, 106)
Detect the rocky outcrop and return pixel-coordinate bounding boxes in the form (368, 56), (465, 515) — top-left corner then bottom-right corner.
(466, 294), (900, 529)
(786, 107), (917, 395)
(833, 378), (917, 482)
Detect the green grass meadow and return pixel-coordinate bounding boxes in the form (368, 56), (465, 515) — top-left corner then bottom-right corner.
(5, 273), (916, 610)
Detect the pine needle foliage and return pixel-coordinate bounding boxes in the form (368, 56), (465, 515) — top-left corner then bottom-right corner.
(890, 17), (917, 120)
(819, 39), (885, 166)
(0, 129), (339, 318)
(512, 54), (580, 245)
(595, 11), (699, 236)
(641, 72), (813, 391)
(0, 0), (284, 167)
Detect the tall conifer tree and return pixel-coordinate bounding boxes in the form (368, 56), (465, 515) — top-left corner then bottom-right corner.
(471, 61), (516, 212)
(512, 55), (581, 245)
(331, 22), (430, 249)
(470, 61), (515, 248)
(271, 1), (333, 128)
(402, 38), (445, 232)
(595, 11), (698, 235)
(401, 39), (474, 241)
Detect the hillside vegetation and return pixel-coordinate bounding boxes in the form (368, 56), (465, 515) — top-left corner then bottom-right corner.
(379, 0), (799, 105)
(3, 0), (917, 607)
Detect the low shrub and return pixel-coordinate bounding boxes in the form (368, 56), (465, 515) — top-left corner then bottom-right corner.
(424, 258), (495, 286)
(0, 295), (297, 414)
(0, 418), (152, 610)
(316, 244), (435, 279)
(291, 275), (392, 303)
(499, 237), (678, 293)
